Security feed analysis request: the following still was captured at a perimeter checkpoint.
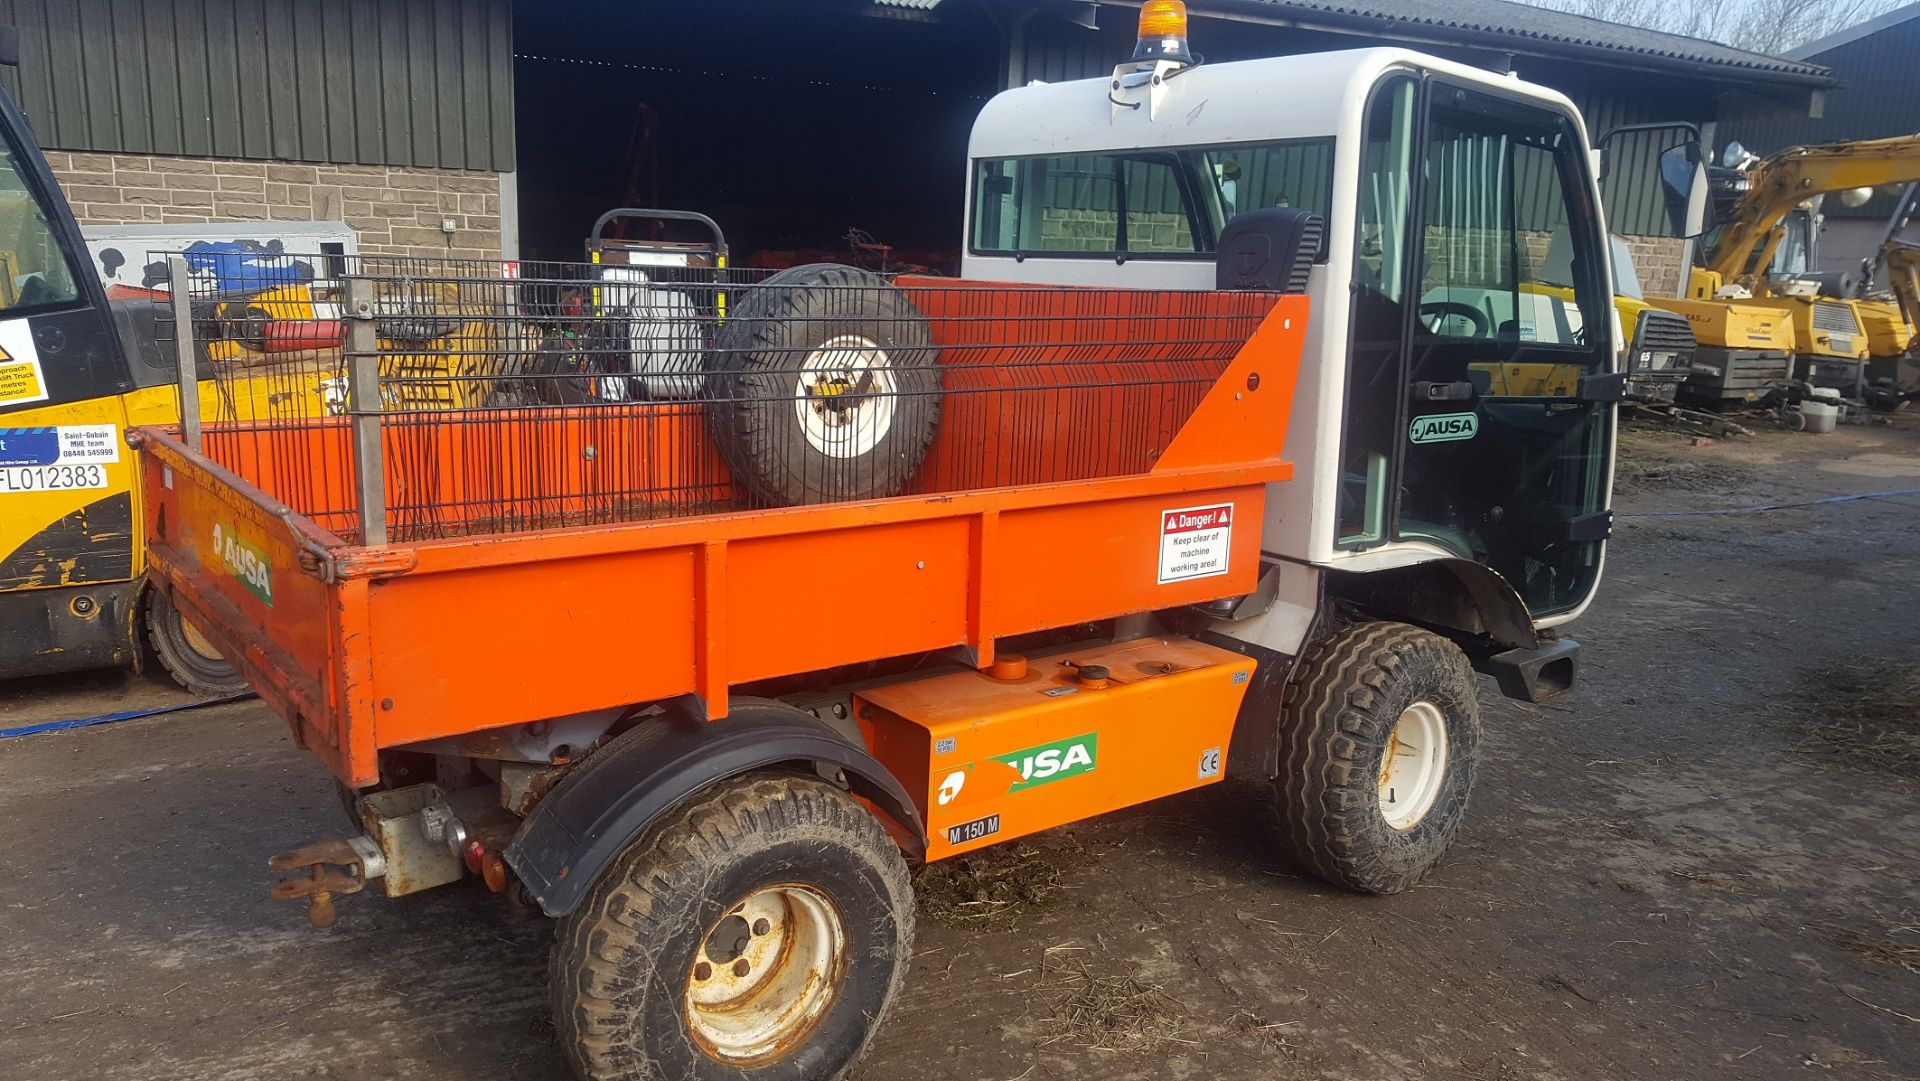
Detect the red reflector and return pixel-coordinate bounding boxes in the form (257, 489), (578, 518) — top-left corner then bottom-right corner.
(462, 838), (486, 875)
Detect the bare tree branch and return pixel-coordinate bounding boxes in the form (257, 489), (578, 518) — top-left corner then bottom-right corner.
(1528, 0), (1904, 54)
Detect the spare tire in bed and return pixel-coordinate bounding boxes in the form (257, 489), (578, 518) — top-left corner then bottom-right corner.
(708, 263), (941, 506)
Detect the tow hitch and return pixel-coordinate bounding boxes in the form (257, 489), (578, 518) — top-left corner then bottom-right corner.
(269, 783), (518, 926)
(268, 835), (386, 928)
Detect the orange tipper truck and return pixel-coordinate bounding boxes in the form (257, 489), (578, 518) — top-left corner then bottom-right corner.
(127, 5), (1706, 1079)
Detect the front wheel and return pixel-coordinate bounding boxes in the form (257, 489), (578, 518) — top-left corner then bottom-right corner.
(551, 773), (915, 1081)
(145, 589), (249, 698)
(1265, 621), (1481, 895)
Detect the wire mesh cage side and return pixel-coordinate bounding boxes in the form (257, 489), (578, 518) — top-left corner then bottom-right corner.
(150, 252), (1280, 544)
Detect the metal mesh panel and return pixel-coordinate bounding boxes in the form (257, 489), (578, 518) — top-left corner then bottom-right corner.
(154, 252), (1276, 545)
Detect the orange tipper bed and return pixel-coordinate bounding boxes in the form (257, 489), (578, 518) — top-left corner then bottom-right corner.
(131, 277), (1305, 789)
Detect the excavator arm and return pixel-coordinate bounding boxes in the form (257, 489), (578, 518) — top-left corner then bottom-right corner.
(1707, 134), (1920, 289)
(1880, 241), (1920, 339)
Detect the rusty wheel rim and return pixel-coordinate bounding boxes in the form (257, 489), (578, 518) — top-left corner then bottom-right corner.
(685, 883), (847, 1063)
(1379, 700), (1448, 831)
(179, 616), (224, 663)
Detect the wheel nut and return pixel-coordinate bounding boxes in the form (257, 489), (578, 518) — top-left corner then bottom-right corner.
(752, 918), (770, 936)
(732, 959), (751, 978)
(695, 961), (712, 980)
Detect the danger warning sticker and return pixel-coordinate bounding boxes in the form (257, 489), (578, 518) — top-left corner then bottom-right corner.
(0, 322), (47, 408)
(1158, 502), (1233, 584)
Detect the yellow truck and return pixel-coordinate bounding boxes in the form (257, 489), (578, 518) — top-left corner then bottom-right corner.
(0, 26), (520, 693)
(1, 236), (349, 694)
(0, 31), (272, 694)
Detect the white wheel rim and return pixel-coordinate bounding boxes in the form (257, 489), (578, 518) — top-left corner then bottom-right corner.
(794, 334), (897, 459)
(1379, 700), (1449, 831)
(685, 884), (847, 1064)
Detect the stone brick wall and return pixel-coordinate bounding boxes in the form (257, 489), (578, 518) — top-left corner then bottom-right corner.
(1620, 235), (1686, 299)
(1037, 207), (1193, 252)
(45, 150), (506, 260)
(1513, 229), (1687, 299)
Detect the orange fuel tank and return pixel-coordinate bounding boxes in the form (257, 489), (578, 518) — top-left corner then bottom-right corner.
(855, 635), (1255, 860)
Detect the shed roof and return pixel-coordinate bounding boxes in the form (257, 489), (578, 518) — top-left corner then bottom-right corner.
(1782, 0), (1920, 58)
(1194, 0), (1833, 84)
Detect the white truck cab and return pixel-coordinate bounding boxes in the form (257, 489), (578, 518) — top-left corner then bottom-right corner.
(964, 41), (1643, 678)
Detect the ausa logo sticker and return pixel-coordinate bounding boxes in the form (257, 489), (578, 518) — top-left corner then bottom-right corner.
(1409, 412), (1479, 444)
(212, 522), (273, 606)
(993, 732), (1098, 792)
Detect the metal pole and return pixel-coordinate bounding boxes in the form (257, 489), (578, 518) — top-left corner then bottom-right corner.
(344, 275), (388, 547)
(167, 256), (201, 451)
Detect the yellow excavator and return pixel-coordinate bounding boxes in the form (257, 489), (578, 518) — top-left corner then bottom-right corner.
(1663, 134), (1920, 403)
(1852, 183), (1920, 410)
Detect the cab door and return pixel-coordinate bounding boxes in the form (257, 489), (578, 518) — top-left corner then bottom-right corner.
(1340, 74), (1614, 619)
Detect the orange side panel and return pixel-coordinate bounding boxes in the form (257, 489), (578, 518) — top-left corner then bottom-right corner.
(1155, 296), (1306, 472)
(136, 438), (366, 782)
(856, 636), (1255, 860)
(985, 486), (1266, 638)
(363, 548), (700, 747)
(725, 519), (971, 684)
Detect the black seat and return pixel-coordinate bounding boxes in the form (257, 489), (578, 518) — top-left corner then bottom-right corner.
(1215, 209), (1324, 294)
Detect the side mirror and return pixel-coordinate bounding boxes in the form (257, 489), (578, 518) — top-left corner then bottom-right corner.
(1658, 142), (1711, 239)
(0, 27), (18, 68)
(1596, 122), (1709, 239)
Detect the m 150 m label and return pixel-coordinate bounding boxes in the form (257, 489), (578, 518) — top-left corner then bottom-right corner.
(945, 814), (1001, 847)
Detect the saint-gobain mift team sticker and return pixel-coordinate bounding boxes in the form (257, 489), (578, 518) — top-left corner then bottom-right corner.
(1158, 502), (1233, 584)
(0, 425), (120, 493)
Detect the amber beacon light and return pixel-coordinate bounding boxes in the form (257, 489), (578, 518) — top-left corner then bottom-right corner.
(1132, 0), (1194, 65)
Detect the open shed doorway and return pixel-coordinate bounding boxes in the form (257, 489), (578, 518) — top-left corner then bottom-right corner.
(513, 0), (1005, 270)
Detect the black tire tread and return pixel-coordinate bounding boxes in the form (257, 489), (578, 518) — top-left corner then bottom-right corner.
(708, 263), (939, 507)
(1267, 620), (1478, 895)
(144, 590), (248, 698)
(551, 773), (914, 1081)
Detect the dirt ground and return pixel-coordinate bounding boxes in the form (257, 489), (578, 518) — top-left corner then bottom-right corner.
(4, 411), (1920, 1081)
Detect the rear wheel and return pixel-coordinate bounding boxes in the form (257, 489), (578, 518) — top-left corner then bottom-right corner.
(145, 589), (248, 698)
(552, 773), (914, 1081)
(1265, 621), (1480, 894)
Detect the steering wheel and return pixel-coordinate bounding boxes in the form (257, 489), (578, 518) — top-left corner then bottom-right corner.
(1418, 300), (1491, 337)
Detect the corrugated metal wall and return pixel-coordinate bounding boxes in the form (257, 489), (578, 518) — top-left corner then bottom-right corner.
(1723, 18), (1920, 154)
(1574, 95), (1702, 239)
(0, 0), (514, 171)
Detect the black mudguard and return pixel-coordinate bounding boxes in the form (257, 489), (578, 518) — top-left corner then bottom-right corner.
(504, 697), (926, 917)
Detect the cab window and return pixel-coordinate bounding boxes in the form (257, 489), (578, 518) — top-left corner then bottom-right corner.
(0, 140), (80, 313)
(1416, 110), (1597, 350)
(971, 139), (1334, 257)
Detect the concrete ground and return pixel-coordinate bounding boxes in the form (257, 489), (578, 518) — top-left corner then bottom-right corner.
(4, 413), (1919, 1081)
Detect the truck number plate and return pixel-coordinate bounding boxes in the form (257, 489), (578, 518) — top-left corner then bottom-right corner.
(944, 814), (1001, 847)
(0, 463), (109, 491)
